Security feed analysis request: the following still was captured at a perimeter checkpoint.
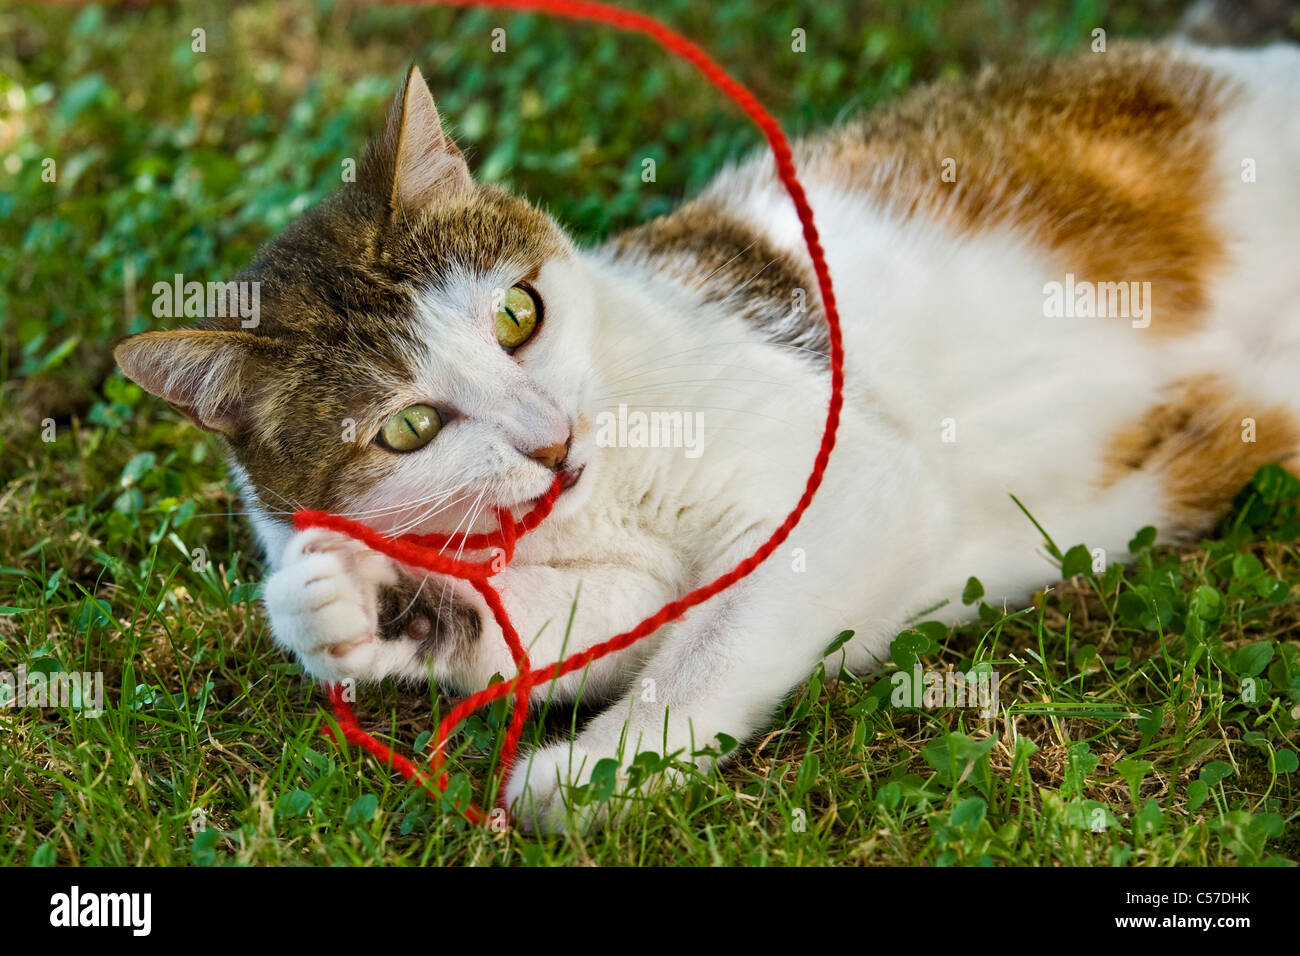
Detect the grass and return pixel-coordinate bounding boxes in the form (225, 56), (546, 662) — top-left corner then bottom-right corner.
(1, 0), (1297, 866)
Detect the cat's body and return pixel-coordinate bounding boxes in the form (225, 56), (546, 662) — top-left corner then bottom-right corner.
(116, 40), (1300, 830)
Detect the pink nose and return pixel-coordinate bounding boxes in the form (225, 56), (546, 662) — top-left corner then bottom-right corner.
(527, 439), (569, 470)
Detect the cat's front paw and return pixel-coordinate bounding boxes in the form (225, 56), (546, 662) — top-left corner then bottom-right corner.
(263, 527), (399, 683)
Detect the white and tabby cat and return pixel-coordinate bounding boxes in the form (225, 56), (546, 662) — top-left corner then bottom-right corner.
(116, 40), (1300, 831)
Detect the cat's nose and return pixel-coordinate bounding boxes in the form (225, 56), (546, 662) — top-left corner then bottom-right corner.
(526, 436), (570, 470)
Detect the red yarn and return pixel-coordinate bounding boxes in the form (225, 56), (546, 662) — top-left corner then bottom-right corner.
(294, 0), (845, 823)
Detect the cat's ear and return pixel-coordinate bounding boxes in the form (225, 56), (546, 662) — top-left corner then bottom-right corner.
(364, 65), (473, 215)
(114, 330), (268, 437)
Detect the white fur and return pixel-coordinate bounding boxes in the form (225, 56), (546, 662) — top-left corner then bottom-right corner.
(256, 44), (1300, 832)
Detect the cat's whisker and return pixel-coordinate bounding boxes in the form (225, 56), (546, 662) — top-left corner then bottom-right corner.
(250, 482), (308, 521)
(184, 508), (293, 521)
(440, 484), (489, 560)
(376, 492), (453, 538)
(712, 256), (779, 308)
(385, 485), (479, 538)
(384, 479), (483, 545)
(693, 235), (761, 285)
(405, 489), (482, 531)
(341, 485), (469, 523)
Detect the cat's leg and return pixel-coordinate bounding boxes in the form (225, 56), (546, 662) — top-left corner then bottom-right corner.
(263, 527), (678, 691)
(502, 568), (836, 832)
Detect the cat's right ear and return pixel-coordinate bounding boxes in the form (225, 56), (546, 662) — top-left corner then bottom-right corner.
(360, 65), (473, 216)
(113, 330), (268, 437)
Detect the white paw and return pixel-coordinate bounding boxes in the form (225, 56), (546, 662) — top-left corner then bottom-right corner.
(263, 527), (398, 683)
(503, 736), (702, 833)
(504, 742), (605, 834)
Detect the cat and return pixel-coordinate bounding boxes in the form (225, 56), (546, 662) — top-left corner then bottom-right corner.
(114, 39), (1300, 832)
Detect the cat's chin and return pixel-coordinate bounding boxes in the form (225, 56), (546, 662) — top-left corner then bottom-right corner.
(524, 463), (590, 520)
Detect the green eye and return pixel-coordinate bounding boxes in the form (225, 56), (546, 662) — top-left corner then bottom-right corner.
(496, 285), (540, 349)
(378, 404), (441, 452)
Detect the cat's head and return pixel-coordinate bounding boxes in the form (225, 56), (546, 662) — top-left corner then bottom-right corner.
(115, 67), (599, 536)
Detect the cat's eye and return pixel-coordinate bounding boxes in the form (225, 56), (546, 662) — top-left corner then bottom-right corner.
(378, 404), (441, 452)
(496, 284), (540, 350)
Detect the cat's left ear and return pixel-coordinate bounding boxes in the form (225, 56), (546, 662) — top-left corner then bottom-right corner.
(363, 65), (473, 215)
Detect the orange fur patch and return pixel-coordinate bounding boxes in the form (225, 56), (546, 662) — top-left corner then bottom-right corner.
(1101, 376), (1300, 526)
(798, 44), (1235, 334)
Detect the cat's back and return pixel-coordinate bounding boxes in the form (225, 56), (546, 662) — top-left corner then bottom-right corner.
(705, 40), (1300, 334)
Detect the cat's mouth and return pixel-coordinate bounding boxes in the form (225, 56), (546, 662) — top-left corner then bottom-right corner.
(520, 464), (583, 510)
(504, 465), (584, 515)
